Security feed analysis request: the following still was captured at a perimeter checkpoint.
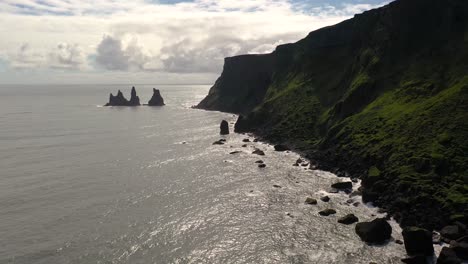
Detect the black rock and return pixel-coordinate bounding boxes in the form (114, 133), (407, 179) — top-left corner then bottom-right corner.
(213, 140), (224, 145)
(148, 88), (165, 106)
(401, 255), (428, 264)
(451, 241), (468, 260)
(437, 247), (462, 264)
(255, 160), (264, 164)
(402, 226), (434, 256)
(319, 209), (336, 216)
(331, 181), (353, 190)
(252, 148), (265, 156)
(220, 120), (229, 135)
(229, 151), (241, 154)
(305, 197), (317, 205)
(242, 138), (250, 142)
(258, 163), (266, 168)
(274, 144), (290, 151)
(242, 144), (247, 147)
(273, 184), (281, 188)
(129, 86), (140, 105)
(441, 225), (463, 240)
(355, 218), (392, 244)
(320, 196), (330, 202)
(338, 214), (359, 225)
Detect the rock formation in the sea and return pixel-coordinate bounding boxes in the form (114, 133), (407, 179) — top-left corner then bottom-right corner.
(105, 87), (141, 106)
(196, 0), (468, 230)
(220, 120), (229, 135)
(355, 218), (392, 244)
(148, 88), (165, 106)
(129, 86), (140, 105)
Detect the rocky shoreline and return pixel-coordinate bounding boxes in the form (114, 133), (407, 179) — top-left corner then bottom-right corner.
(209, 118), (468, 263)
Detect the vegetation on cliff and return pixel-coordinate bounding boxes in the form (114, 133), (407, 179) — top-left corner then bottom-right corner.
(197, 0), (468, 229)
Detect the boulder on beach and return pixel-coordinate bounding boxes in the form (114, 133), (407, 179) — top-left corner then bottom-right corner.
(213, 140), (225, 145)
(437, 247), (462, 264)
(355, 218), (392, 244)
(441, 225), (463, 241)
(252, 148), (265, 156)
(321, 196), (330, 202)
(402, 226), (434, 256)
(305, 197), (317, 205)
(401, 255), (428, 264)
(319, 209), (336, 216)
(338, 214), (359, 225)
(331, 181), (353, 190)
(242, 138), (250, 142)
(148, 88), (165, 106)
(255, 160), (264, 164)
(220, 120), (229, 135)
(274, 144), (290, 151)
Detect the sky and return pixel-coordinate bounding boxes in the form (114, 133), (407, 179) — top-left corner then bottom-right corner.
(0, 0), (390, 84)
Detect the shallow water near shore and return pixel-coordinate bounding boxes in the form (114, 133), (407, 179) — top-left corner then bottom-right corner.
(0, 84), (409, 263)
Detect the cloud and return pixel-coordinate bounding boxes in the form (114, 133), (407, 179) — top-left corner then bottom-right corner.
(49, 43), (85, 69)
(0, 0), (391, 83)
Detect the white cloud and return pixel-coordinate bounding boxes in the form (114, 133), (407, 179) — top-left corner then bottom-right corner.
(0, 0), (390, 83)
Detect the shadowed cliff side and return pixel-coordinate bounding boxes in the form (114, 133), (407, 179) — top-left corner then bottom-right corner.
(197, 0), (468, 229)
(196, 54), (274, 114)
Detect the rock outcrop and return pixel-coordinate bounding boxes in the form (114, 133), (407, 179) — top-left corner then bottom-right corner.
(355, 218), (392, 244)
(105, 87), (141, 106)
(148, 88), (165, 106)
(220, 120), (229, 135)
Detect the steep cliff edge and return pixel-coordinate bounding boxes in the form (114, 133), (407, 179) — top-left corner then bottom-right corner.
(197, 0), (468, 229)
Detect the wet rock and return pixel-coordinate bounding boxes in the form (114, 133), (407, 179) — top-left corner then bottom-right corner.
(437, 247), (462, 264)
(258, 163), (266, 168)
(274, 144), (290, 151)
(320, 196), (330, 202)
(401, 255), (428, 264)
(355, 218), (392, 244)
(252, 148), (265, 156)
(255, 160), (264, 164)
(331, 181), (353, 190)
(452, 241), (468, 260)
(353, 202), (360, 207)
(220, 120), (229, 135)
(301, 163), (309, 167)
(242, 138), (250, 142)
(441, 225), (463, 240)
(319, 209), (336, 216)
(213, 140), (225, 145)
(293, 163), (299, 166)
(229, 151), (241, 154)
(296, 158), (303, 164)
(242, 144), (247, 147)
(148, 88), (165, 106)
(338, 214), (359, 225)
(395, 239), (404, 245)
(402, 226), (434, 256)
(273, 184), (281, 188)
(305, 197), (317, 205)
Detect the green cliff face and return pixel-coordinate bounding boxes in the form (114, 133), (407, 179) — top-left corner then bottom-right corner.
(197, 0), (468, 229)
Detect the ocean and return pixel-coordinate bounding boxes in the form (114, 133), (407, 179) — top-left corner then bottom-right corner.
(0, 84), (406, 263)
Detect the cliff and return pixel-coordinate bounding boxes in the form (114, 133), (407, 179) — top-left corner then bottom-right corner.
(197, 0), (468, 229)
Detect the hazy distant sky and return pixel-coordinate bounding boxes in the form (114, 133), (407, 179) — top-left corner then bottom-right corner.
(0, 0), (389, 84)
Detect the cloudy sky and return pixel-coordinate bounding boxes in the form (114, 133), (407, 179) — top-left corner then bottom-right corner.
(0, 0), (389, 84)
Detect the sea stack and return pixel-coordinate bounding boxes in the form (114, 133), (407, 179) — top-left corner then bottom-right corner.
(220, 120), (229, 135)
(128, 86), (140, 106)
(105, 87), (141, 106)
(148, 88), (165, 106)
